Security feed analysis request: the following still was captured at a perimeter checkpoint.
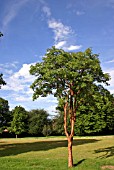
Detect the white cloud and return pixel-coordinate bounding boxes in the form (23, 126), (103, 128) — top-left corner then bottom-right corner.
(48, 19), (73, 42)
(55, 41), (66, 48)
(1, 62), (58, 114)
(46, 104), (58, 116)
(48, 18), (82, 51)
(55, 41), (82, 51)
(40, 1), (82, 51)
(2, 63), (35, 92)
(66, 45), (82, 51)
(15, 95), (31, 102)
(108, 69), (114, 85)
(13, 64), (34, 81)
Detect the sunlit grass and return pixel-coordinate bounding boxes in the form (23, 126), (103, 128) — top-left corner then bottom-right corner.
(0, 136), (114, 169)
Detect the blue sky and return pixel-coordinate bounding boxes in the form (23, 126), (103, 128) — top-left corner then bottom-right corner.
(0, 0), (114, 114)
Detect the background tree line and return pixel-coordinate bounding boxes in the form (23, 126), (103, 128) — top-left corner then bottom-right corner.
(0, 98), (51, 138)
(0, 90), (114, 138)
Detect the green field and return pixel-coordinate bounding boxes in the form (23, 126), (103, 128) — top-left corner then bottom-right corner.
(0, 136), (114, 170)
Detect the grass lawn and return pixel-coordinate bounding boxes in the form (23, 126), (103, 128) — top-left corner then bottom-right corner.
(0, 136), (114, 170)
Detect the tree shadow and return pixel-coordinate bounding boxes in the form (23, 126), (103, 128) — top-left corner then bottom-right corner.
(74, 159), (85, 167)
(0, 138), (99, 157)
(95, 146), (114, 158)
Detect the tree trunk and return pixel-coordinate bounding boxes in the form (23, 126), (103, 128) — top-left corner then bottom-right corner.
(68, 136), (73, 168)
(16, 134), (17, 138)
(64, 102), (74, 168)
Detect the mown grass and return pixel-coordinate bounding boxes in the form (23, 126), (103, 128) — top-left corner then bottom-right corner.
(0, 136), (114, 170)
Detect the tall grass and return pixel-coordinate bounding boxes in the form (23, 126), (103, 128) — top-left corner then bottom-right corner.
(0, 136), (114, 170)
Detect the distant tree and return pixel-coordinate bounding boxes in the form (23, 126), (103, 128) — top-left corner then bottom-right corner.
(10, 106), (28, 138)
(28, 109), (49, 136)
(0, 97), (11, 133)
(101, 88), (114, 134)
(75, 85), (114, 135)
(30, 47), (110, 168)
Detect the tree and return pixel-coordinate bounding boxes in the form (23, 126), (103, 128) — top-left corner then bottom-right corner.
(74, 85), (111, 135)
(100, 88), (114, 134)
(10, 106), (28, 138)
(30, 47), (110, 168)
(28, 109), (50, 136)
(0, 97), (11, 133)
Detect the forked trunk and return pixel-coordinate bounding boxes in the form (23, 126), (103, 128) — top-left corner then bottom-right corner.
(64, 102), (75, 168)
(68, 136), (73, 168)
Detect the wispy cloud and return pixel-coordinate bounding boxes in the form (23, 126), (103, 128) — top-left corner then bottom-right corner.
(55, 41), (66, 48)
(66, 45), (82, 51)
(40, 2), (82, 51)
(48, 19), (81, 51)
(76, 10), (85, 16)
(2, 0), (29, 31)
(48, 19), (73, 42)
(42, 6), (51, 17)
(106, 59), (114, 63)
(0, 61), (18, 76)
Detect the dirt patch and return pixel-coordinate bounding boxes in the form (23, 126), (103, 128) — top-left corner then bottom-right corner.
(101, 165), (114, 169)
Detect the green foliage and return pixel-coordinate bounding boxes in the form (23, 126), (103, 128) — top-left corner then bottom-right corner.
(55, 85), (114, 136)
(10, 106), (28, 137)
(30, 47), (110, 101)
(42, 124), (52, 136)
(0, 74), (6, 89)
(52, 112), (64, 135)
(0, 32), (3, 37)
(28, 109), (50, 136)
(0, 97), (10, 133)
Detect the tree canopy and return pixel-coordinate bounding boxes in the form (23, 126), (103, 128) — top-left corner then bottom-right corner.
(28, 109), (49, 136)
(10, 106), (28, 138)
(30, 47), (109, 99)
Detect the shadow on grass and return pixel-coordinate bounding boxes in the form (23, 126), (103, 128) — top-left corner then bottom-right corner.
(95, 146), (114, 158)
(74, 159), (85, 167)
(0, 138), (99, 157)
